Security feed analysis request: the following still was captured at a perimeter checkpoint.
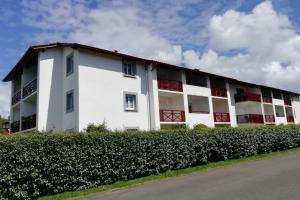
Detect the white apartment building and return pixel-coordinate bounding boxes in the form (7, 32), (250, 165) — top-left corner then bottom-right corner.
(3, 43), (300, 133)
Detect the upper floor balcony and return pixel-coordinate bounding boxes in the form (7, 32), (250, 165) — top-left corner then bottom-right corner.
(237, 114), (264, 124)
(23, 78), (37, 99)
(211, 88), (227, 98)
(284, 99), (292, 106)
(264, 115), (275, 123)
(262, 96), (272, 104)
(235, 92), (261, 103)
(157, 80), (183, 92)
(12, 90), (21, 105)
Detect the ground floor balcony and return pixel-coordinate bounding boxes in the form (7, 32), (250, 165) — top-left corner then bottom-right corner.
(21, 114), (36, 131)
(235, 92), (261, 103)
(237, 114), (264, 124)
(214, 112), (230, 123)
(11, 120), (20, 133)
(160, 109), (185, 122)
(265, 115), (275, 123)
(211, 88), (227, 98)
(287, 116), (295, 123)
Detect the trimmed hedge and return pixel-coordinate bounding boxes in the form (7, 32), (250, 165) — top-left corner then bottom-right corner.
(1, 125), (300, 199)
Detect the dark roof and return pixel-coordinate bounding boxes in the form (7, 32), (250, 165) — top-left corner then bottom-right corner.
(2, 42), (300, 95)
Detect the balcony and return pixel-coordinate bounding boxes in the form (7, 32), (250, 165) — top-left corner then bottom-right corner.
(287, 116), (295, 123)
(213, 112), (230, 123)
(262, 96), (272, 104)
(21, 114), (36, 131)
(158, 80), (183, 92)
(265, 115), (275, 123)
(237, 114), (264, 124)
(211, 88), (227, 98)
(160, 109), (185, 122)
(12, 90), (21, 105)
(11, 120), (20, 133)
(23, 78), (37, 99)
(284, 99), (292, 106)
(235, 92), (261, 103)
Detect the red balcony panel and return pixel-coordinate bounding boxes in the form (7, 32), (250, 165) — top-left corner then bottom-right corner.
(284, 99), (292, 106)
(160, 110), (185, 122)
(158, 80), (183, 92)
(214, 112), (230, 123)
(237, 114), (264, 124)
(211, 88), (227, 98)
(265, 115), (275, 123)
(235, 92), (261, 103)
(263, 97), (272, 104)
(287, 116), (295, 123)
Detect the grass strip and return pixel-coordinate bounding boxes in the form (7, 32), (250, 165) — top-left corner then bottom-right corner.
(39, 147), (300, 200)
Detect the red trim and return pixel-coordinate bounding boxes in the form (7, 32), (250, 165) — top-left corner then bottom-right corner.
(157, 80), (183, 92)
(235, 92), (261, 103)
(263, 97), (272, 103)
(237, 114), (264, 124)
(211, 88), (227, 98)
(213, 112), (230, 122)
(265, 115), (275, 123)
(284, 99), (292, 106)
(287, 116), (295, 123)
(160, 109), (185, 122)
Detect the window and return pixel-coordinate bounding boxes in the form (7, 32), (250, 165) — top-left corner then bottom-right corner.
(124, 93), (137, 111)
(210, 77), (226, 89)
(273, 89), (282, 99)
(66, 90), (74, 113)
(186, 72), (207, 87)
(123, 59), (136, 77)
(66, 53), (74, 76)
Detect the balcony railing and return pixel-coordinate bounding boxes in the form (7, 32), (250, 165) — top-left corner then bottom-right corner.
(284, 99), (292, 106)
(11, 120), (20, 133)
(12, 90), (21, 105)
(287, 116), (295, 123)
(211, 88), (227, 98)
(237, 114), (264, 124)
(21, 114), (36, 131)
(213, 112), (230, 123)
(157, 80), (183, 92)
(262, 96), (272, 104)
(23, 78), (37, 99)
(235, 92), (261, 103)
(160, 109), (185, 122)
(265, 115), (275, 123)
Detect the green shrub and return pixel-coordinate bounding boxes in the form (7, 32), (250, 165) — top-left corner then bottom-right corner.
(1, 125), (300, 199)
(160, 124), (187, 130)
(84, 122), (109, 133)
(193, 123), (209, 130)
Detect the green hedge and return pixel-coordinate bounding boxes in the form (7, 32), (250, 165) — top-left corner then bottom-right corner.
(1, 125), (300, 199)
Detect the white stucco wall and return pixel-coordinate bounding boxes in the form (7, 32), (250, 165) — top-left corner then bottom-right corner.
(37, 48), (64, 131)
(77, 50), (150, 131)
(293, 101), (300, 124)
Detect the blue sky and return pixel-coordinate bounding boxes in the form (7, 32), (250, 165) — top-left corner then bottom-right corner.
(1, 0), (300, 116)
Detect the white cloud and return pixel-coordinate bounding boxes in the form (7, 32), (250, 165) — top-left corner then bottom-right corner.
(18, 0), (300, 94)
(183, 1), (300, 92)
(0, 82), (10, 118)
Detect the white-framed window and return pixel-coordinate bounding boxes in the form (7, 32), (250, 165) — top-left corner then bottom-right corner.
(66, 53), (74, 76)
(123, 59), (136, 77)
(66, 90), (74, 113)
(124, 93), (137, 111)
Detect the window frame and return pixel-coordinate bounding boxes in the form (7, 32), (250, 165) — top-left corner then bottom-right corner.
(122, 59), (137, 77)
(66, 90), (74, 113)
(124, 92), (138, 112)
(66, 53), (74, 77)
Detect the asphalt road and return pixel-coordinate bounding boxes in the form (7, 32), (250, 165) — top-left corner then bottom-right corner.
(77, 151), (300, 200)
